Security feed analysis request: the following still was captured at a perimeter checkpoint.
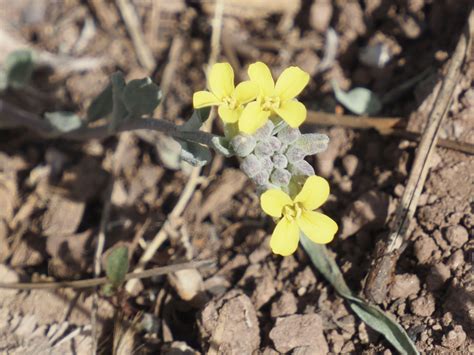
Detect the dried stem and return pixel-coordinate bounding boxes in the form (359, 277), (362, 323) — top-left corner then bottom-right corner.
(364, 9), (473, 304)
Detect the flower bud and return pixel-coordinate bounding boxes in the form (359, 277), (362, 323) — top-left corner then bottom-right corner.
(285, 146), (306, 162)
(231, 134), (257, 157)
(254, 139), (274, 156)
(272, 153), (288, 169)
(253, 120), (274, 140)
(241, 154), (261, 178)
(253, 169), (271, 186)
(259, 155), (274, 172)
(289, 160), (315, 176)
(277, 125), (301, 144)
(270, 168), (291, 186)
(267, 136), (282, 152)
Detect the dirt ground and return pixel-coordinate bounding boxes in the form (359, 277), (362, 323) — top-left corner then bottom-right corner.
(0, 0), (473, 354)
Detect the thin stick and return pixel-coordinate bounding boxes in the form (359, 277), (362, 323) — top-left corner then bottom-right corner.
(0, 260), (213, 290)
(364, 9), (473, 304)
(305, 111), (474, 155)
(0, 100), (220, 148)
(115, 0), (156, 71)
(125, 0), (225, 293)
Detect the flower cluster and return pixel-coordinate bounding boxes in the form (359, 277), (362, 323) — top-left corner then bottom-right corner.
(193, 62), (309, 134)
(193, 62), (338, 256)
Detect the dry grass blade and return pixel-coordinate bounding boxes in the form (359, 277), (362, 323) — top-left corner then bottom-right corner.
(0, 260), (213, 290)
(364, 9), (473, 304)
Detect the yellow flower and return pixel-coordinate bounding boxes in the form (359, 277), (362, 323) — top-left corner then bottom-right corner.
(239, 62), (310, 134)
(193, 63), (258, 124)
(260, 176), (338, 256)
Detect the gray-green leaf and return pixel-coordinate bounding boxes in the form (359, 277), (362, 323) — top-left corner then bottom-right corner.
(110, 72), (128, 131)
(332, 80), (382, 115)
(122, 77), (162, 117)
(180, 141), (212, 166)
(44, 111), (82, 132)
(300, 234), (419, 355)
(105, 245), (129, 287)
(86, 84), (113, 122)
(4, 50), (34, 89)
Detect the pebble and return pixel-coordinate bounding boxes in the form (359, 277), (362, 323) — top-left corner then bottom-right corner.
(342, 154), (359, 177)
(414, 235), (438, 264)
(447, 250), (464, 270)
(426, 263), (451, 291)
(270, 291), (298, 318)
(445, 225), (468, 248)
(310, 0), (333, 32)
(197, 290), (260, 354)
(441, 325), (466, 349)
(389, 273), (420, 300)
(269, 314), (328, 354)
(410, 293), (436, 317)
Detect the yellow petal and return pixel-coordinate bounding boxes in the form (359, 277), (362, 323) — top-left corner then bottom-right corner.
(297, 210), (337, 244)
(193, 91), (220, 108)
(274, 100), (306, 128)
(294, 175), (330, 210)
(270, 218), (300, 256)
(274, 66), (310, 101)
(209, 63), (235, 99)
(260, 189), (292, 218)
(248, 62), (274, 96)
(218, 105), (240, 123)
(238, 101), (270, 134)
(234, 81), (258, 104)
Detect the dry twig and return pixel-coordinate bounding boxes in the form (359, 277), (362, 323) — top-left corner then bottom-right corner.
(364, 9), (473, 304)
(115, 0), (156, 71)
(0, 260), (213, 290)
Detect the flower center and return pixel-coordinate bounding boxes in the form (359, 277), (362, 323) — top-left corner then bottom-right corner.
(283, 202), (303, 222)
(261, 96), (280, 111)
(222, 96), (238, 110)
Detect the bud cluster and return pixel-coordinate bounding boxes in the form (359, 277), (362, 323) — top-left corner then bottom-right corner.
(231, 120), (329, 192)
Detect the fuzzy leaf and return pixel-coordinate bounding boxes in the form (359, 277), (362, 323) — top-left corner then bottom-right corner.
(105, 245), (129, 287)
(181, 107), (212, 131)
(4, 50), (34, 89)
(211, 136), (233, 156)
(332, 81), (382, 115)
(300, 235), (419, 355)
(110, 72), (128, 130)
(122, 77), (162, 117)
(86, 84), (113, 122)
(44, 111), (82, 132)
(180, 141), (212, 167)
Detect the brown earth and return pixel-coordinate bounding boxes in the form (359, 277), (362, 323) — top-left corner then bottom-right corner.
(0, 0), (472, 354)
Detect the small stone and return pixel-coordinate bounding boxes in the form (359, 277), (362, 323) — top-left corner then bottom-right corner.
(444, 225), (468, 248)
(441, 325), (466, 349)
(0, 264), (20, 298)
(414, 235), (438, 264)
(197, 290), (260, 354)
(447, 250), (464, 270)
(269, 314), (328, 354)
(389, 274), (420, 300)
(310, 0), (333, 32)
(426, 263), (451, 291)
(342, 154), (359, 176)
(410, 293), (436, 317)
(270, 291), (298, 318)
